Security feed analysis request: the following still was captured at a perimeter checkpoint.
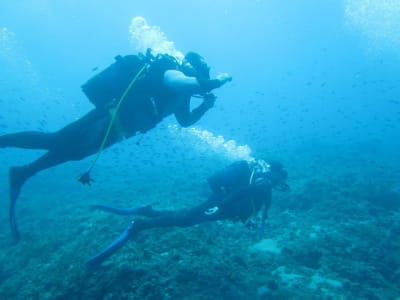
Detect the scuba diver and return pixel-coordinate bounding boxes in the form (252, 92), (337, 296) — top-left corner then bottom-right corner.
(0, 49), (232, 241)
(85, 159), (289, 268)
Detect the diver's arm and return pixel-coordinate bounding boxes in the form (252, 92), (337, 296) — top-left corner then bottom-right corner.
(174, 94), (216, 127)
(163, 70), (232, 94)
(165, 69), (232, 126)
(163, 70), (203, 94)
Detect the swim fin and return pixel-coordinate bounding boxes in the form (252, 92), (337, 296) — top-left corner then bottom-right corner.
(85, 226), (132, 268)
(9, 166), (29, 241)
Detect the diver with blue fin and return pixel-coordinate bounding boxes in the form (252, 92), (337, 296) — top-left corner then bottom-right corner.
(85, 159), (289, 268)
(0, 49), (232, 241)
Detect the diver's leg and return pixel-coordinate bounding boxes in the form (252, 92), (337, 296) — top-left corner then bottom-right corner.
(91, 204), (155, 216)
(85, 194), (227, 268)
(0, 132), (56, 149)
(0, 108), (108, 150)
(54, 110), (118, 159)
(128, 200), (225, 231)
(9, 110), (114, 201)
(91, 204), (214, 221)
(50, 109), (111, 152)
(10, 110), (116, 191)
(85, 205), (221, 268)
(9, 111), (119, 241)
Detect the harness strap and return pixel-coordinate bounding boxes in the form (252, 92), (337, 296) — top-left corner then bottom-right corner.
(244, 167), (257, 225)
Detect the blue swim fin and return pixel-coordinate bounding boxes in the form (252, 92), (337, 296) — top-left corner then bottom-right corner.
(85, 227), (131, 269)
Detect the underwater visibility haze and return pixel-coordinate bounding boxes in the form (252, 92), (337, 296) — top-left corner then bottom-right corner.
(0, 1), (399, 299)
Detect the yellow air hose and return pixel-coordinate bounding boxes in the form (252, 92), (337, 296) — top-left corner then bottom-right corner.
(78, 63), (148, 185)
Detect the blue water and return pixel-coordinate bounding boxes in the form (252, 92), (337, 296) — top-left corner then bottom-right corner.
(0, 1), (399, 299)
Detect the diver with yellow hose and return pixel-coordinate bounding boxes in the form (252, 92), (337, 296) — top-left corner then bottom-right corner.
(86, 160), (289, 268)
(0, 49), (232, 241)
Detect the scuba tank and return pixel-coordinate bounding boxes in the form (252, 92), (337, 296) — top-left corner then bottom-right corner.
(81, 54), (147, 109)
(81, 50), (179, 109)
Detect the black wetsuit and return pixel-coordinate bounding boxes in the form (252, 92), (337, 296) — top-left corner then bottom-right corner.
(0, 56), (213, 241)
(0, 93), (210, 177)
(129, 161), (272, 232)
(86, 160), (274, 267)
(0, 75), (210, 177)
